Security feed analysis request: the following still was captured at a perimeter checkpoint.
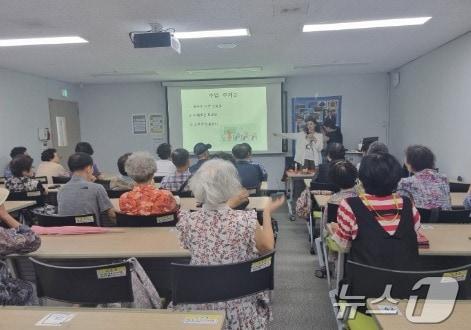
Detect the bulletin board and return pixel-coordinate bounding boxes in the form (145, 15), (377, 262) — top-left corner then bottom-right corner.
(291, 96), (342, 133)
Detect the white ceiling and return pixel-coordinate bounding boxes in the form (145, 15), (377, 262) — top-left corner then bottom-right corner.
(0, 0), (470, 83)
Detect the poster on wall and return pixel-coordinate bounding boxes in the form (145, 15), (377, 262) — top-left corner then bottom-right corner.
(291, 96), (342, 133)
(132, 114), (147, 135)
(148, 114), (164, 138)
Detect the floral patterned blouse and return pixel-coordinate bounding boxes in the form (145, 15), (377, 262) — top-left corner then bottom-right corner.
(5, 176), (42, 193)
(174, 206), (272, 330)
(119, 184), (177, 215)
(397, 169), (451, 210)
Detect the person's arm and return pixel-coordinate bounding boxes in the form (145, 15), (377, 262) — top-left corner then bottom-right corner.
(313, 133), (323, 152)
(331, 199), (355, 251)
(273, 132), (300, 140)
(96, 186), (116, 222)
(107, 208), (116, 220)
(255, 195), (285, 254)
(227, 189), (249, 209)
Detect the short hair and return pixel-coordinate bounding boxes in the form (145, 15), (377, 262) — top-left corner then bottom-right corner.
(405, 145), (435, 172)
(328, 160), (358, 189)
(75, 142), (94, 155)
(68, 152), (93, 172)
(189, 159), (242, 207)
(10, 146), (27, 159)
(10, 155), (34, 177)
(117, 153), (132, 176)
(211, 152), (236, 165)
(240, 143), (252, 154)
(359, 153), (403, 196)
(367, 142), (389, 155)
(125, 152), (157, 183)
(232, 144), (250, 160)
(327, 143), (346, 161)
(171, 148), (190, 168)
(156, 143), (171, 160)
(41, 148), (57, 162)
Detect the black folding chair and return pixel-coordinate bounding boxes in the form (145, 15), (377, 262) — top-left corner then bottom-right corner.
(106, 189), (130, 198)
(52, 176), (70, 184)
(310, 182), (339, 193)
(171, 251), (275, 304)
(6, 190), (45, 206)
(416, 208), (435, 223)
(154, 176), (165, 183)
(95, 179), (111, 190)
(434, 209), (471, 223)
(30, 258), (133, 305)
(172, 191), (193, 198)
(34, 176), (48, 184)
(0, 176), (5, 184)
(116, 212), (178, 227)
(450, 182), (470, 193)
(33, 212), (98, 227)
(326, 203), (340, 223)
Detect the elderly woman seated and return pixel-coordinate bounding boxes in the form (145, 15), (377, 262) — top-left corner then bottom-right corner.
(119, 152), (177, 215)
(174, 159), (284, 329)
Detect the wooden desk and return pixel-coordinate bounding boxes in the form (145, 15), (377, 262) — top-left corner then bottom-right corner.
(420, 224), (471, 256)
(4, 200), (36, 212)
(313, 194), (332, 208)
(111, 197), (270, 212)
(451, 192), (467, 208)
(0, 306), (225, 330)
(27, 227), (189, 259)
(367, 299), (471, 329)
(260, 181), (268, 190)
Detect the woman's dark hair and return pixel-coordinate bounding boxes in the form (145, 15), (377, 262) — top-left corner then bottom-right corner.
(117, 153), (132, 176)
(327, 143), (346, 161)
(68, 152), (93, 172)
(171, 148), (190, 168)
(156, 143), (172, 160)
(367, 142), (389, 155)
(41, 148), (57, 162)
(359, 153), (403, 196)
(232, 144), (250, 160)
(10, 146), (27, 159)
(303, 116), (321, 134)
(211, 151), (236, 165)
(75, 142), (94, 155)
(10, 155), (34, 177)
(328, 160), (358, 189)
(405, 145), (435, 172)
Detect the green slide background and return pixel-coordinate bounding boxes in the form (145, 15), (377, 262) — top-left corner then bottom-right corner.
(181, 86), (268, 151)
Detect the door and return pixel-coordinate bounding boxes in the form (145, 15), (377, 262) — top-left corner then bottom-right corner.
(48, 99), (81, 167)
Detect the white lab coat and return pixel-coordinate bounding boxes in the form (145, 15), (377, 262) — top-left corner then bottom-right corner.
(279, 132), (323, 166)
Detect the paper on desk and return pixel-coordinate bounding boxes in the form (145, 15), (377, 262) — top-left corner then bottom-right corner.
(183, 314), (219, 325)
(35, 312), (76, 326)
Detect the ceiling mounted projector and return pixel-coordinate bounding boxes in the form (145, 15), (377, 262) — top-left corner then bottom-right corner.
(129, 23), (181, 54)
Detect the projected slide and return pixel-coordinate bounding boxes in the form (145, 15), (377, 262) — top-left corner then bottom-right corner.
(181, 87), (268, 151)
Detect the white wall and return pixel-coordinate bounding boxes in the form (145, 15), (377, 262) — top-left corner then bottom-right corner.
(79, 74), (389, 189)
(0, 68), (79, 172)
(389, 32), (471, 181)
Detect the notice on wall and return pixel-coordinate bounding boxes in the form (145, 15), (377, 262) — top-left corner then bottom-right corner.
(55, 116), (68, 147)
(149, 113), (164, 138)
(132, 114), (147, 134)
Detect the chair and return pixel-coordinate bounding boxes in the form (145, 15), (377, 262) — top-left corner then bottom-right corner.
(33, 212), (97, 227)
(326, 203), (340, 223)
(106, 189), (130, 199)
(450, 182), (470, 193)
(416, 208), (435, 223)
(171, 251), (275, 305)
(418, 208), (470, 223)
(95, 179), (111, 190)
(0, 176), (5, 184)
(154, 176), (165, 183)
(52, 176), (70, 184)
(6, 190), (45, 206)
(172, 191), (193, 198)
(34, 176), (48, 184)
(30, 258), (133, 304)
(310, 182), (339, 193)
(116, 212), (178, 227)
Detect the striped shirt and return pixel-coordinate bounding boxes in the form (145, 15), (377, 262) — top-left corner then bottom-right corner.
(333, 194), (421, 249)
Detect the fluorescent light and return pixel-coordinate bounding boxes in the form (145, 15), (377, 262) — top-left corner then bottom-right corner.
(303, 17), (431, 32)
(186, 67), (262, 75)
(174, 28), (249, 39)
(0, 36), (88, 47)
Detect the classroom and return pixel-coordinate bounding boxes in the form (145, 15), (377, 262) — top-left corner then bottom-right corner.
(0, 1), (471, 329)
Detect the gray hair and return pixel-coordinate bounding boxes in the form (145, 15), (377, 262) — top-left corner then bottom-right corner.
(367, 141), (389, 155)
(124, 151), (157, 183)
(189, 159), (242, 207)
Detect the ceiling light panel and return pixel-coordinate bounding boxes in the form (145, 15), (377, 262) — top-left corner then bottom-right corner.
(303, 17), (432, 32)
(0, 36), (88, 47)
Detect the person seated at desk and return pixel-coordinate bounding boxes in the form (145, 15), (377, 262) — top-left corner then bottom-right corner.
(161, 148), (192, 193)
(0, 188), (41, 305)
(356, 141), (389, 170)
(189, 143), (211, 174)
(211, 151), (236, 165)
(75, 142), (104, 180)
(3, 146), (28, 178)
(241, 143), (267, 180)
(119, 152), (177, 215)
(110, 153), (136, 191)
(331, 153), (422, 269)
(36, 148), (69, 184)
(397, 145), (451, 210)
(312, 142), (345, 185)
(58, 152), (115, 225)
(174, 159), (284, 329)
(232, 143), (265, 190)
(5, 155), (45, 194)
(155, 143), (176, 177)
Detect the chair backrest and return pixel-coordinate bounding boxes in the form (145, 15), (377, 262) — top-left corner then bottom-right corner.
(34, 176), (48, 184)
(33, 212), (97, 227)
(310, 181), (339, 193)
(172, 191), (193, 198)
(435, 209), (471, 223)
(30, 258), (133, 304)
(95, 179), (111, 190)
(154, 176), (165, 183)
(116, 212), (178, 227)
(6, 190), (45, 206)
(106, 189), (130, 199)
(52, 176), (70, 184)
(345, 260), (471, 300)
(171, 251), (275, 304)
(416, 208), (435, 223)
(449, 182), (470, 193)
(326, 203), (340, 223)
(0, 176), (5, 184)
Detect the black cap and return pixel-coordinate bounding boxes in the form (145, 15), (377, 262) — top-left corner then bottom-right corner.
(193, 143), (212, 156)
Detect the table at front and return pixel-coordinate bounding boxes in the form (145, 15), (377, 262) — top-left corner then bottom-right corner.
(4, 200), (36, 212)
(0, 306), (225, 330)
(285, 171), (315, 220)
(420, 224), (471, 256)
(367, 299), (471, 330)
(8, 227), (190, 300)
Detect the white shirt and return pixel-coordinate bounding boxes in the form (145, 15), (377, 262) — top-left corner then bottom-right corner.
(279, 132), (323, 166)
(36, 161), (69, 184)
(155, 159), (176, 177)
